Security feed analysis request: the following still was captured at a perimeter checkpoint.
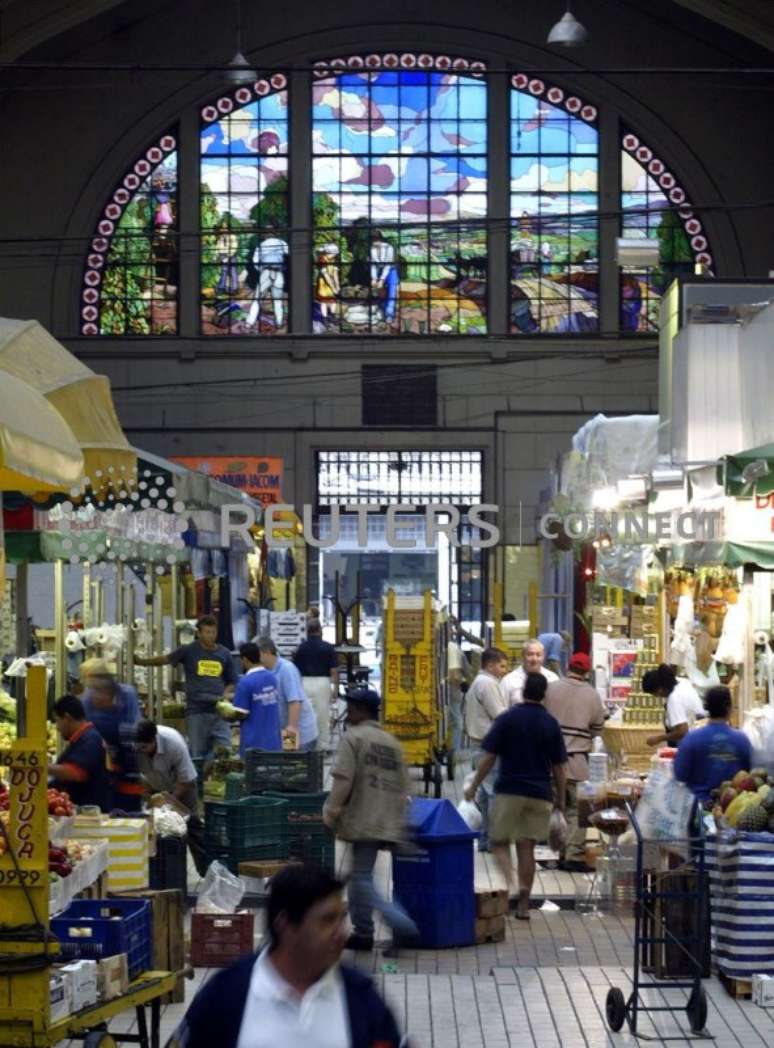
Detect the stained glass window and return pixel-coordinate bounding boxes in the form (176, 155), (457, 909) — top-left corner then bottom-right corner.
(311, 54), (487, 335)
(620, 132), (713, 332)
(199, 78), (289, 334)
(81, 133), (178, 335)
(510, 77), (599, 334)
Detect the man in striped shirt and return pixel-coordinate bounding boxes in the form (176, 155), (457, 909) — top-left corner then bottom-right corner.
(544, 653), (607, 872)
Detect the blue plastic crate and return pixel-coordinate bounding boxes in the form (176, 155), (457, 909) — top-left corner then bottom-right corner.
(51, 898), (152, 980)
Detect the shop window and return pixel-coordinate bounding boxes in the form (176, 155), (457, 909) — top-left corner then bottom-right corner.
(81, 131), (178, 335)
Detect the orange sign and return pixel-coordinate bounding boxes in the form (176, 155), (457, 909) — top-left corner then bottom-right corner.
(172, 456), (283, 507)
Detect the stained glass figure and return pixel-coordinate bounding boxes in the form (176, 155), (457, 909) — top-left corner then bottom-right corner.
(510, 77), (599, 334)
(200, 77), (289, 334)
(81, 133), (178, 335)
(311, 54), (488, 335)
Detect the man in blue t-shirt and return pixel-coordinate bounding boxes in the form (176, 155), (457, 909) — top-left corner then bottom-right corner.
(465, 672), (567, 919)
(674, 685), (752, 802)
(233, 643), (282, 755)
(257, 637), (319, 751)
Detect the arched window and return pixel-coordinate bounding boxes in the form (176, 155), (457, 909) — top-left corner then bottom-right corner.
(621, 131), (713, 333)
(200, 75), (289, 334)
(509, 75), (599, 334)
(81, 132), (177, 336)
(311, 54), (487, 335)
(80, 57), (712, 339)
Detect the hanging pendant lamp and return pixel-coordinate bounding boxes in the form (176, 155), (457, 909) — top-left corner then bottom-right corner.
(547, 3), (589, 48)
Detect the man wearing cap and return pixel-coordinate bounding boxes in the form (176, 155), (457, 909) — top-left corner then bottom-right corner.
(544, 652), (607, 871)
(323, 688), (418, 953)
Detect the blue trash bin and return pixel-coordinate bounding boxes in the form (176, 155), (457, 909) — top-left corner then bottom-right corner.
(392, 797), (477, 948)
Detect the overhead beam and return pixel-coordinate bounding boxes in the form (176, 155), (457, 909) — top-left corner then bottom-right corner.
(672, 0), (774, 53)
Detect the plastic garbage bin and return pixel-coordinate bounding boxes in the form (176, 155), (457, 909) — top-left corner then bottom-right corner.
(392, 797), (477, 948)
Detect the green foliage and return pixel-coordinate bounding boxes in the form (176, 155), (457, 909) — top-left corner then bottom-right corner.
(99, 266), (151, 334)
(652, 209), (693, 292)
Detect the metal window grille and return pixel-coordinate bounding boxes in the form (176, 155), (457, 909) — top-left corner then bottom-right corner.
(317, 450), (483, 506)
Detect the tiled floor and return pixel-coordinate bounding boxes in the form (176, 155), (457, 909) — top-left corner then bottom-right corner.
(57, 756), (774, 1046)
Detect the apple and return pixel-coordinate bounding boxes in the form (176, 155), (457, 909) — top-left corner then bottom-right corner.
(720, 787), (738, 811)
(732, 770), (750, 790)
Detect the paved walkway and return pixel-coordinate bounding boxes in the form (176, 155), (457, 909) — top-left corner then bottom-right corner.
(59, 756), (774, 1046)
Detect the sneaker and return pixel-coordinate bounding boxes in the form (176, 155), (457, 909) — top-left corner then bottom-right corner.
(346, 933), (374, 951)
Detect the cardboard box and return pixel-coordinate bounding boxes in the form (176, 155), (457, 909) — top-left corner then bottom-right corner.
(475, 890), (508, 919)
(61, 960), (98, 1011)
(97, 954), (129, 1002)
(752, 973), (774, 1007)
(475, 915), (506, 944)
(50, 972), (72, 1024)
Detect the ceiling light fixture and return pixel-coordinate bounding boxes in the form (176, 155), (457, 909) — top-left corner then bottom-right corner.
(225, 0), (257, 85)
(547, 2), (589, 48)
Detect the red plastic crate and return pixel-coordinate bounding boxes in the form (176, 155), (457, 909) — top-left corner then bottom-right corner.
(190, 912), (255, 968)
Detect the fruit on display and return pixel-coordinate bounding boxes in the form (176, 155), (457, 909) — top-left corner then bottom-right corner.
(737, 804), (770, 832)
(216, 700), (244, 721)
(48, 845), (72, 878)
(724, 790), (761, 828)
(0, 690), (16, 721)
(720, 787), (738, 811)
(0, 721), (15, 751)
(47, 789), (75, 817)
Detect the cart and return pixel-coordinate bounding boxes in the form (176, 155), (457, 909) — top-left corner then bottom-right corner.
(605, 801), (711, 1041)
(381, 591), (450, 798)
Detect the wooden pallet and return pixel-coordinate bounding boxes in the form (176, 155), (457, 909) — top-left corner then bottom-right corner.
(719, 971), (752, 999)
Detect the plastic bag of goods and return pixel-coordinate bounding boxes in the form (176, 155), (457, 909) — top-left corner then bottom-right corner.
(196, 860), (245, 914)
(548, 808), (568, 853)
(456, 799), (482, 832)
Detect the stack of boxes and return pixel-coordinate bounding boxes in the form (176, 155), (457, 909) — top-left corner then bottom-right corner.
(474, 890), (508, 943)
(49, 955), (129, 1022)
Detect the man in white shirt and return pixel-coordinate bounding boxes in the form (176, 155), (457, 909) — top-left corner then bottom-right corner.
(464, 647), (509, 852)
(642, 664), (706, 747)
(172, 864), (403, 1048)
(501, 638), (559, 706)
(247, 229), (289, 329)
(370, 231), (399, 323)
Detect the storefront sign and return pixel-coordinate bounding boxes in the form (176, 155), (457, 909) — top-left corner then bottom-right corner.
(172, 456), (284, 506)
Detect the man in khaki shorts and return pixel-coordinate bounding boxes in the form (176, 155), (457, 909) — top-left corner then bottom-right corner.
(465, 673), (567, 919)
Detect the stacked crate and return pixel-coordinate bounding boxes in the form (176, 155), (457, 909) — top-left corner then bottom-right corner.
(204, 795), (289, 873)
(265, 792), (335, 872)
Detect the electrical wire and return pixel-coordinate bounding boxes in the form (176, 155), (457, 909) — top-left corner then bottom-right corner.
(0, 814), (58, 975)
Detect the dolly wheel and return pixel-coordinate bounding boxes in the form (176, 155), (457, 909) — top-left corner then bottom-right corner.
(606, 987), (626, 1032)
(686, 985), (708, 1034)
(83, 1033), (118, 1048)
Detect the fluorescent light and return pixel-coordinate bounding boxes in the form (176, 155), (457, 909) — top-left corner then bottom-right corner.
(592, 487), (620, 510)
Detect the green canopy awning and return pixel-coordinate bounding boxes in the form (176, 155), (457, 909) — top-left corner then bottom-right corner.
(668, 540), (774, 570)
(723, 443), (774, 497)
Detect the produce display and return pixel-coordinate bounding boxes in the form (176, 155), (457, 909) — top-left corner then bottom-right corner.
(711, 767), (774, 830)
(215, 700), (245, 722)
(0, 718), (59, 756)
(47, 788), (75, 817)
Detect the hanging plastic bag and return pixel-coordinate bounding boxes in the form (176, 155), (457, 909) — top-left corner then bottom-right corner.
(457, 799), (482, 832)
(195, 860), (245, 914)
(634, 767), (694, 852)
(548, 808), (568, 853)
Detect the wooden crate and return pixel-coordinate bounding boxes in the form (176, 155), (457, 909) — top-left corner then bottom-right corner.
(651, 870), (711, 979)
(720, 971), (752, 999)
(475, 916), (506, 944)
(238, 859), (298, 879)
(113, 888), (185, 1002)
(475, 890), (508, 919)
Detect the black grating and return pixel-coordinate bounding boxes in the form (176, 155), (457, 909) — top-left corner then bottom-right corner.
(361, 365), (437, 427)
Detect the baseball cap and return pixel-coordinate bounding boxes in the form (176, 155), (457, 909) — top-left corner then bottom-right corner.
(568, 652), (591, 674)
(345, 687), (381, 711)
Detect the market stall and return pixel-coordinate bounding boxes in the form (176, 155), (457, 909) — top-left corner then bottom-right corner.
(0, 666), (178, 1048)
